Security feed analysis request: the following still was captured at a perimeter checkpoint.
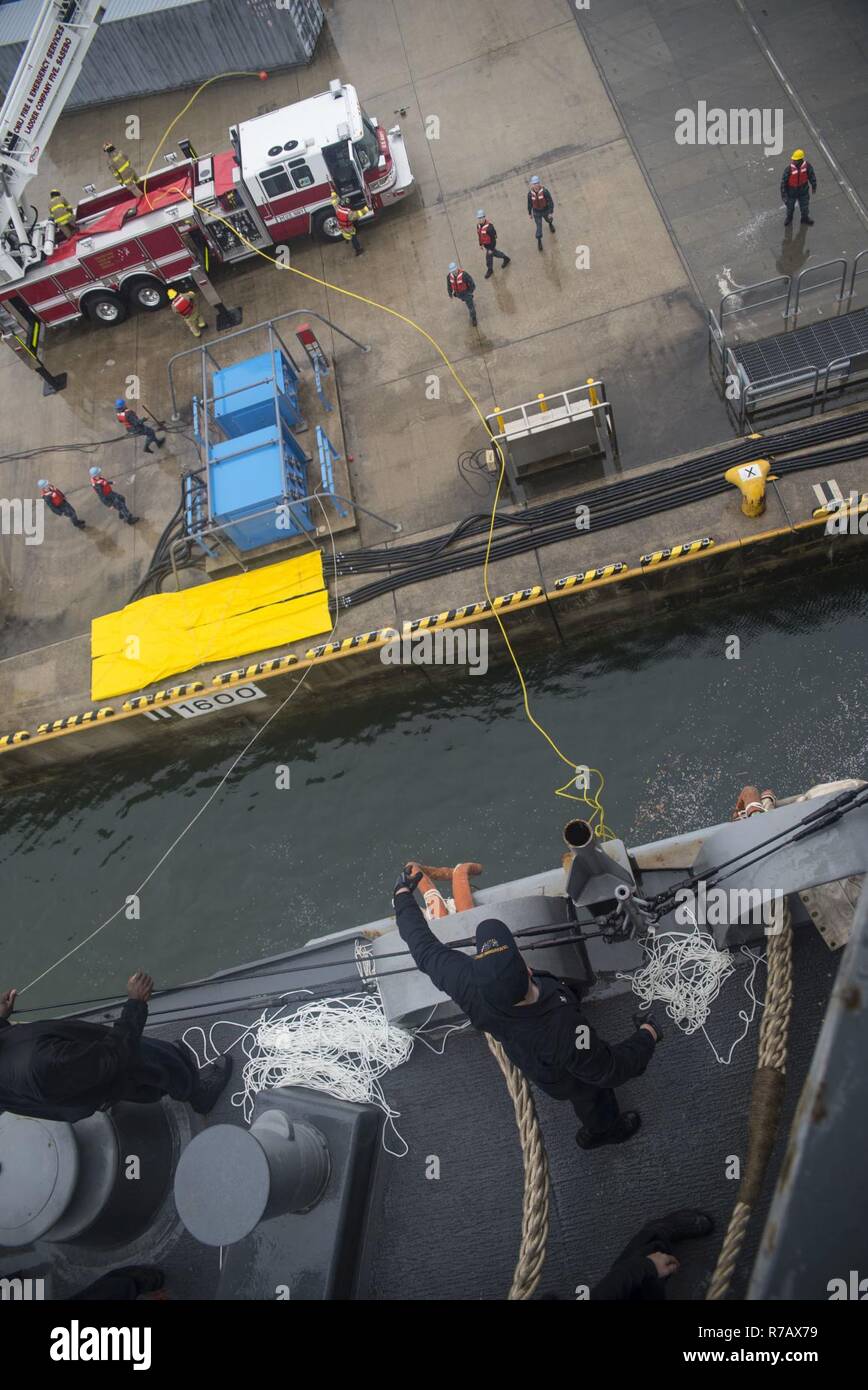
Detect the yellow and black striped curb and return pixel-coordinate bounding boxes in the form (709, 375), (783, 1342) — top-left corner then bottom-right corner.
(34, 708), (117, 735)
(2, 510), (863, 753)
(553, 562), (627, 590)
(639, 537), (714, 567)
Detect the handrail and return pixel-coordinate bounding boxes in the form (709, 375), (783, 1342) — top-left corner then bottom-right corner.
(167, 309), (371, 419)
(845, 249), (868, 311)
(789, 258), (848, 324)
(719, 275), (790, 327)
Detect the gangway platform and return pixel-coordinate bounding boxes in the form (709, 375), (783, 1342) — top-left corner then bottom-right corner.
(709, 250), (868, 431)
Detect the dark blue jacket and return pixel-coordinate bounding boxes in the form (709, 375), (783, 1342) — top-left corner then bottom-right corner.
(395, 893), (655, 1093)
(0, 999), (147, 1121)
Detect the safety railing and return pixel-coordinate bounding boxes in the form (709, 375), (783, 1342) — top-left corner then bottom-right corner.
(484, 381), (618, 500)
(741, 366), (820, 431)
(719, 275), (791, 337)
(787, 258), (848, 327)
(819, 349), (868, 413)
(167, 309), (371, 421)
(844, 249), (868, 312)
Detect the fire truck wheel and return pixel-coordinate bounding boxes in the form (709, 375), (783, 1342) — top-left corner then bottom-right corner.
(124, 277), (169, 312)
(81, 290), (128, 326)
(312, 207), (343, 242)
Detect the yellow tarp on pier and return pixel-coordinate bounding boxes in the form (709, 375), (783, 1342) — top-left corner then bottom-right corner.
(91, 551), (330, 700)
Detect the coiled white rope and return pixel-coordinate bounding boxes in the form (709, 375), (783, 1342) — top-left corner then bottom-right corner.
(619, 919), (766, 1065)
(181, 944), (418, 1155)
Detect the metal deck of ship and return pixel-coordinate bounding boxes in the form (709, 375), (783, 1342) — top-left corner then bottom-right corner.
(9, 813), (857, 1302)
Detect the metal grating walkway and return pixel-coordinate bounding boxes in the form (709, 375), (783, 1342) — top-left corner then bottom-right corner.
(732, 308), (868, 385)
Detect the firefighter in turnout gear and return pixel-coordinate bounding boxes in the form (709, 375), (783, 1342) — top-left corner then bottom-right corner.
(167, 287), (207, 338)
(48, 189), (76, 240)
(447, 262), (477, 326)
(39, 480), (85, 530)
(780, 149), (817, 226)
(103, 142), (140, 192)
(476, 210), (511, 278)
(115, 399), (164, 454)
(331, 190), (365, 255)
(89, 468), (138, 525)
(528, 175), (555, 250)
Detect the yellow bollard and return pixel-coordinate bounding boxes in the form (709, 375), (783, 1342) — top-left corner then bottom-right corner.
(724, 458), (777, 517)
(493, 406), (505, 433)
(586, 378), (599, 406)
(537, 393), (548, 412)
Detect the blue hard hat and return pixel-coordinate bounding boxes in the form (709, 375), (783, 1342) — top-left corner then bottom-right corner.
(448, 261), (458, 272)
(89, 466), (101, 477)
(530, 175), (541, 185)
(476, 208), (485, 219)
(114, 398), (125, 409)
(38, 479), (49, 488)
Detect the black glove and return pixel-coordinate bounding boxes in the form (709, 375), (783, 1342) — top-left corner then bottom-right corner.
(394, 865), (423, 898)
(633, 1011), (663, 1044)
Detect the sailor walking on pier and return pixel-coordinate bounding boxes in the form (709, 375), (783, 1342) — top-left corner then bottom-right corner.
(89, 467), (138, 525)
(394, 868), (660, 1149)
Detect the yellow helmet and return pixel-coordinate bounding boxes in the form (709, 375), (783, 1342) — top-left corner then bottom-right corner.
(792, 149), (805, 161)
(167, 288), (177, 299)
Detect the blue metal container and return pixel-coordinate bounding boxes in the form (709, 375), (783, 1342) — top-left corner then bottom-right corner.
(209, 422), (310, 551)
(212, 349), (302, 439)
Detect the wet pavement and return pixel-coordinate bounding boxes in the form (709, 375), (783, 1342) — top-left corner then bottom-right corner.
(1, 0), (867, 736)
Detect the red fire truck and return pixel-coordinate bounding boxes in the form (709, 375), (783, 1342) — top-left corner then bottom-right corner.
(0, 6), (414, 343)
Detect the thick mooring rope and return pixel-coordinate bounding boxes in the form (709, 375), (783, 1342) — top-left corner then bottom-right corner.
(705, 895), (793, 1300)
(485, 1034), (551, 1300)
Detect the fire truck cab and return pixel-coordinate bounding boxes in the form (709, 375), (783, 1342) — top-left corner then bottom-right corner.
(224, 78), (414, 251)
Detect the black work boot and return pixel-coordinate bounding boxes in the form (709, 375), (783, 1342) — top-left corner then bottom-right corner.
(576, 1111), (641, 1150)
(116, 1266), (166, 1295)
(549, 221), (556, 234)
(502, 256), (511, 267)
(655, 1209), (715, 1242)
(156, 437), (165, 448)
(784, 216), (793, 225)
(144, 445), (153, 454)
(484, 268), (493, 278)
(74, 520), (86, 529)
(190, 1055), (233, 1115)
(801, 216), (814, 225)
(537, 238), (543, 253)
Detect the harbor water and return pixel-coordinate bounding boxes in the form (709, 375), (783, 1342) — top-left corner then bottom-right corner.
(3, 565), (867, 1016)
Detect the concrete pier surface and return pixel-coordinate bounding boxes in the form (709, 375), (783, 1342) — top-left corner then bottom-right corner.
(1, 0), (867, 752)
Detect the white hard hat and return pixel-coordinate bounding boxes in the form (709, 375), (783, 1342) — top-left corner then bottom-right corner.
(476, 208), (485, 219)
(530, 175), (541, 185)
(448, 261), (458, 272)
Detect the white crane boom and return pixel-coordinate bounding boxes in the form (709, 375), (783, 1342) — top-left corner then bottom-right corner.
(0, 0), (105, 281)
